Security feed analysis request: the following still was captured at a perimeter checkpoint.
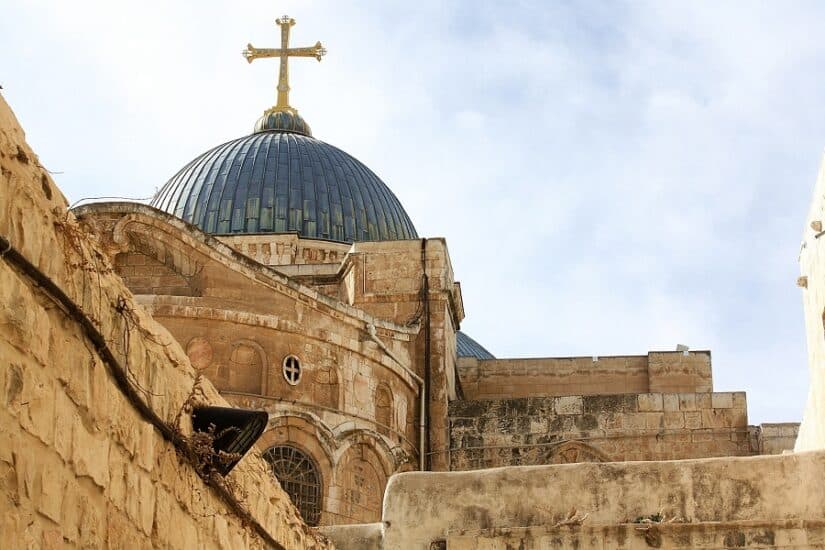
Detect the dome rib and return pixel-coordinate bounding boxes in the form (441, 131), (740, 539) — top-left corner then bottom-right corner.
(305, 136), (331, 239)
(205, 139), (242, 232)
(356, 152), (398, 240)
(179, 144), (219, 221)
(244, 132), (268, 232)
(152, 132), (418, 243)
(183, 135), (233, 220)
(226, 136), (254, 232)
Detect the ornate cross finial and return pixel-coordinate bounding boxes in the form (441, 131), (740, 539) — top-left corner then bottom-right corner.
(242, 15), (326, 115)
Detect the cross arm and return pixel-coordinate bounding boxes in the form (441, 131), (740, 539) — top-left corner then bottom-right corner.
(242, 42), (327, 63)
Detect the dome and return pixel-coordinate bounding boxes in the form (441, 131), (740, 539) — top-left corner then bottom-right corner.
(151, 131), (418, 243)
(456, 331), (495, 360)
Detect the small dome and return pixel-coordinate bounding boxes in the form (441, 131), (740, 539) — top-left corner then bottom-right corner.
(151, 131), (418, 243)
(254, 110), (312, 136)
(457, 331), (495, 360)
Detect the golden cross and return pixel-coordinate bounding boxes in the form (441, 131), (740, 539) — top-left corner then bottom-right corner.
(242, 15), (326, 114)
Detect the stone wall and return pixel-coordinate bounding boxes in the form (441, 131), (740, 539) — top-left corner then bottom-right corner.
(379, 452), (825, 549)
(220, 234), (352, 267)
(458, 351), (712, 400)
(114, 251), (195, 296)
(280, 237), (465, 472)
(80, 205), (466, 480)
(0, 95), (331, 549)
(756, 423), (800, 455)
(76, 203), (425, 525)
(445, 521), (823, 549)
(449, 392), (751, 469)
(797, 152), (825, 451)
(329, 238), (464, 471)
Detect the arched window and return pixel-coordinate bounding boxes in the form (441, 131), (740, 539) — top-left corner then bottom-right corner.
(262, 446), (322, 526)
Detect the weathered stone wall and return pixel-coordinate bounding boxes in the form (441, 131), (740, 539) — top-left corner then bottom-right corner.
(220, 234), (352, 267)
(449, 391), (750, 469)
(316, 523), (383, 550)
(81, 207), (466, 481)
(151, 309), (418, 450)
(76, 204), (424, 525)
(114, 251), (195, 296)
(379, 452), (825, 549)
(647, 351), (713, 393)
(311, 238), (464, 471)
(445, 521), (824, 549)
(220, 236), (349, 299)
(458, 351), (712, 400)
(0, 95), (331, 549)
(797, 152), (825, 451)
(757, 423), (800, 455)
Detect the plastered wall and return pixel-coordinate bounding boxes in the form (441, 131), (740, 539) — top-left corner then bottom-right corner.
(445, 521), (823, 549)
(797, 152), (825, 451)
(0, 95), (331, 549)
(380, 452), (825, 549)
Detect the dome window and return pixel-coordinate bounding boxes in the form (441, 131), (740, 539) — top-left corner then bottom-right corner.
(283, 355), (302, 385)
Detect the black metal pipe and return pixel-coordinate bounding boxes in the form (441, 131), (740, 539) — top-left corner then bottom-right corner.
(421, 237), (431, 471)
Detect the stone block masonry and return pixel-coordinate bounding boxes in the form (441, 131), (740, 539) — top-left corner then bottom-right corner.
(448, 391), (752, 470)
(0, 95), (331, 549)
(458, 350), (713, 400)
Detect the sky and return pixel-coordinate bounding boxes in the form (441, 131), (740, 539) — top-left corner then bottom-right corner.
(3, 1), (824, 423)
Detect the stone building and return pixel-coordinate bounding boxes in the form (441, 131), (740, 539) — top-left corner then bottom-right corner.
(0, 95), (332, 549)
(66, 16), (796, 529)
(4, 15), (825, 550)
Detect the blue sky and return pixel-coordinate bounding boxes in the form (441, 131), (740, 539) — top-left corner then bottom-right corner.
(3, 1), (824, 423)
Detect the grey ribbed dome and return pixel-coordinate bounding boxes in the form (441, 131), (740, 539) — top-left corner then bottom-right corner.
(151, 131), (417, 243)
(456, 332), (495, 360)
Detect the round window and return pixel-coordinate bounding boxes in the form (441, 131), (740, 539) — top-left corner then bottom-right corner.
(282, 355), (301, 385)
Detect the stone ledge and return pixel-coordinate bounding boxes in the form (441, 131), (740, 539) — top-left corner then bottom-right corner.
(382, 450), (825, 549)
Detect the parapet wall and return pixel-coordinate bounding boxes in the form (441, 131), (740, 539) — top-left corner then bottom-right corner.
(458, 351), (712, 400)
(0, 95), (330, 549)
(449, 391), (750, 469)
(381, 451), (825, 549)
(758, 423), (800, 455)
(445, 520), (823, 549)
